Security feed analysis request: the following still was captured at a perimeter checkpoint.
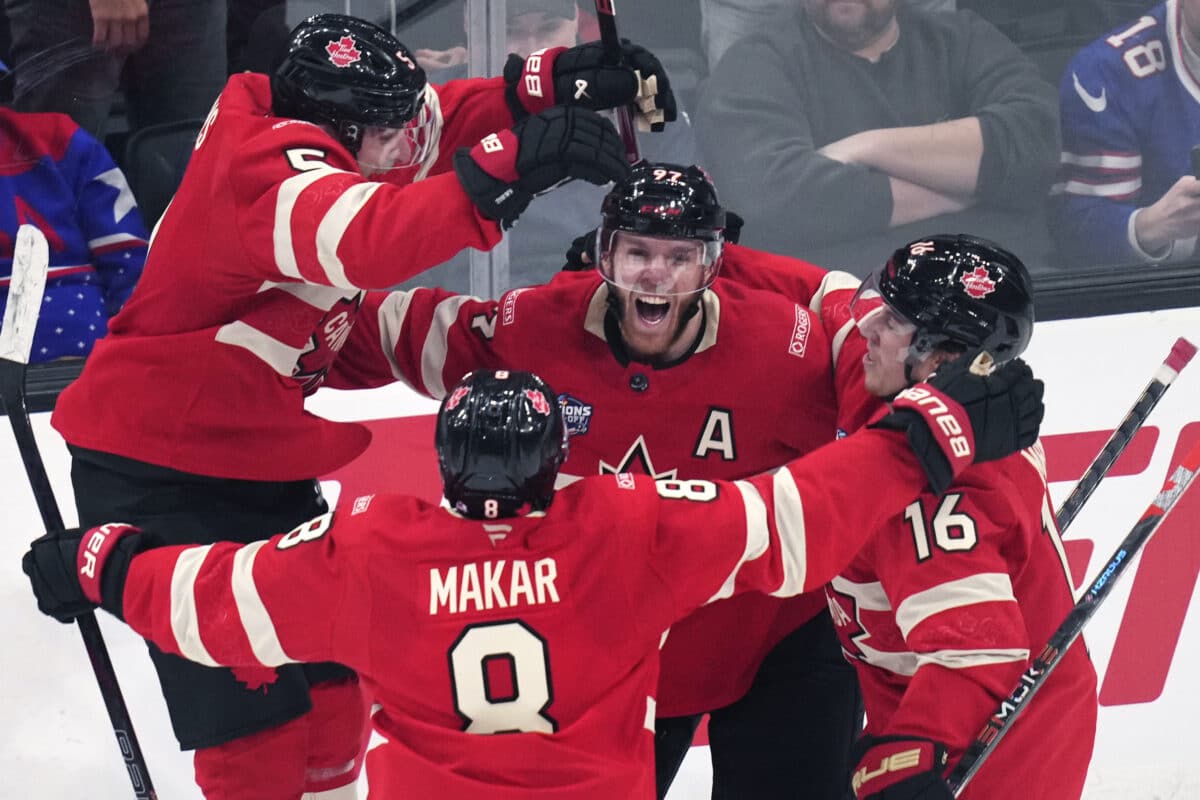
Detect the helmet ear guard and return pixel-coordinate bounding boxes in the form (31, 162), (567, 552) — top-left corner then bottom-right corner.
(435, 370), (569, 520)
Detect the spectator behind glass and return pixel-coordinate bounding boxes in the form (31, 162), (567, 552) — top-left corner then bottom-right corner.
(1051, 0), (1200, 267)
(0, 60), (147, 361)
(406, 0), (698, 294)
(3, 0), (226, 139)
(697, 0), (1060, 276)
(700, 0), (956, 71)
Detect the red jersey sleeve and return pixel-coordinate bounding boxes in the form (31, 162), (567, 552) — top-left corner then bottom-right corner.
(649, 427), (939, 616)
(120, 511), (375, 672)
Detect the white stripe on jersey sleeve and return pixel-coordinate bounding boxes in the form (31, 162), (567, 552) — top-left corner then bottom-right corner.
(169, 545), (220, 667)
(915, 647), (1030, 670)
(1059, 152), (1142, 169)
(1050, 177), (1142, 197)
(830, 575), (891, 611)
(705, 480), (770, 603)
(378, 290), (419, 383)
(315, 182), (384, 288)
(273, 166), (344, 280)
(230, 540), (297, 666)
(421, 294), (476, 398)
(767, 467), (808, 597)
(214, 320), (306, 377)
(894, 572), (1017, 639)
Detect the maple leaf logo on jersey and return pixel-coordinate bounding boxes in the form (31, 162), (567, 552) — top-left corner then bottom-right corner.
(446, 385), (470, 410)
(598, 435), (677, 480)
(326, 36), (363, 68)
(960, 266), (996, 299)
(525, 389), (551, 415)
(292, 293), (363, 395)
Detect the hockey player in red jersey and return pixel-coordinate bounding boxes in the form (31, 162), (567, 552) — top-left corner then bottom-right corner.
(829, 236), (1098, 800)
(46, 13), (677, 799)
(26, 364), (1044, 799)
(329, 162), (878, 797)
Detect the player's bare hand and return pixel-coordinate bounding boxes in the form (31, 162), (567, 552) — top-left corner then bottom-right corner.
(1134, 175), (1200, 256)
(89, 0), (149, 54)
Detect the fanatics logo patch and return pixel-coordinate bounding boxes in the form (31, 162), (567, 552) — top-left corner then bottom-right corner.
(558, 394), (594, 436)
(502, 288), (529, 326)
(960, 266), (997, 299)
(351, 494), (375, 515)
(616, 472), (636, 490)
(326, 36), (363, 68)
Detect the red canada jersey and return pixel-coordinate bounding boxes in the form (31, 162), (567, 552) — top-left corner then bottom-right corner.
(52, 72), (511, 480)
(331, 271), (884, 713)
(825, 443), (1098, 799)
(118, 427), (931, 799)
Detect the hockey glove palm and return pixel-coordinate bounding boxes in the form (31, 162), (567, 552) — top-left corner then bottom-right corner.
(23, 523), (149, 622)
(455, 106), (628, 229)
(504, 40), (677, 131)
(872, 353), (1044, 494)
(850, 735), (953, 800)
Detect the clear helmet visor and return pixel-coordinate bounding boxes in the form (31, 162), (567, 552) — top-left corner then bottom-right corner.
(850, 272), (935, 373)
(355, 103), (435, 176)
(597, 230), (721, 298)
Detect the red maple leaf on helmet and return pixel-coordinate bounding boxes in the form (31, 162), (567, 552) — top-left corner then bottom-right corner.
(446, 385), (470, 410)
(960, 266), (997, 299)
(326, 36), (363, 68)
(525, 389), (551, 416)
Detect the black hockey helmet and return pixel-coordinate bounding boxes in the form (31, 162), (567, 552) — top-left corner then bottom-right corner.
(271, 14), (427, 156)
(854, 234), (1035, 366)
(598, 162), (727, 294)
(436, 370), (569, 519)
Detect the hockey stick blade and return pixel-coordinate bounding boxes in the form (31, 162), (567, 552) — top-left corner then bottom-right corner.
(0, 224), (48, 365)
(948, 436), (1200, 796)
(0, 226), (158, 799)
(592, 0), (641, 164)
(1056, 337), (1197, 533)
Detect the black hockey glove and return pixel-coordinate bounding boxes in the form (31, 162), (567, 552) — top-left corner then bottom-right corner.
(504, 40), (677, 131)
(23, 523), (152, 622)
(560, 211), (744, 271)
(563, 228), (597, 271)
(455, 106), (628, 229)
(871, 353), (1044, 494)
(850, 735), (953, 800)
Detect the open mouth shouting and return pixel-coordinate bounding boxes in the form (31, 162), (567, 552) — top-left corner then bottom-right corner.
(634, 294), (671, 326)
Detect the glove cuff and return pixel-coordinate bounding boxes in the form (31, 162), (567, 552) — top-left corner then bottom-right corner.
(77, 523), (140, 606)
(892, 384), (975, 472)
(851, 736), (948, 798)
(504, 47), (565, 118)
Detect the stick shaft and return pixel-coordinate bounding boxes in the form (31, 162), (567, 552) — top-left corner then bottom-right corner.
(948, 436), (1200, 795)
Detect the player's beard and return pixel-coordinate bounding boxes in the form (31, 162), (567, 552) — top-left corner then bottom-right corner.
(607, 289), (704, 367)
(805, 0), (897, 52)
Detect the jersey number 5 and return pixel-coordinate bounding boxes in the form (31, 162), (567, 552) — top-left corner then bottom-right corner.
(449, 620), (557, 734)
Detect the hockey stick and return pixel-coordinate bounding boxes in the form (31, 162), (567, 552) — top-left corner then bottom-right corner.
(946, 434), (1200, 796)
(1055, 337), (1196, 533)
(0, 225), (157, 800)
(592, 0), (641, 164)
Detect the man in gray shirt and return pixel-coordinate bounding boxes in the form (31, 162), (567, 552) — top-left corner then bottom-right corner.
(697, 0), (1059, 275)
